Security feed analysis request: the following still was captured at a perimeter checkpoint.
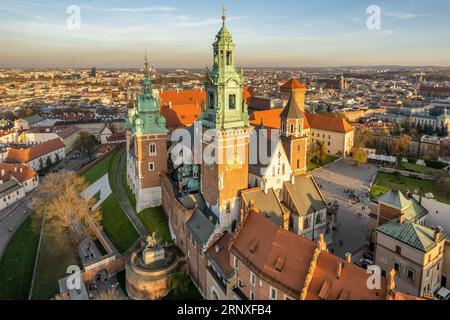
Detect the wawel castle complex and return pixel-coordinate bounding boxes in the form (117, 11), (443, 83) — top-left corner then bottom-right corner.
(125, 15), (418, 300)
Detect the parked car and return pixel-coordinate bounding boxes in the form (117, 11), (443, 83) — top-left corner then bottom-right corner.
(425, 193), (435, 199)
(363, 252), (374, 261)
(359, 258), (374, 269)
(434, 287), (450, 300)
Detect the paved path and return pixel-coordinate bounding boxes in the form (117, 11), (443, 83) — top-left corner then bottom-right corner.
(312, 158), (378, 259)
(81, 174), (112, 211)
(0, 197), (31, 259)
(115, 152), (147, 240)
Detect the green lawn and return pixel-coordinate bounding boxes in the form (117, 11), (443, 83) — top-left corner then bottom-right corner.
(82, 154), (113, 185)
(100, 195), (139, 253)
(307, 155), (339, 171)
(398, 162), (446, 176)
(370, 172), (450, 205)
(0, 215), (41, 300)
(139, 207), (172, 244)
(31, 223), (79, 300)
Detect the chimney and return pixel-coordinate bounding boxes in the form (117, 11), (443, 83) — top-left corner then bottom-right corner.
(336, 260), (343, 279)
(399, 213), (406, 224)
(345, 252), (352, 263)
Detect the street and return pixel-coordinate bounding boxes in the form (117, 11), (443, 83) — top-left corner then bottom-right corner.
(312, 157), (378, 259)
(0, 148), (91, 260)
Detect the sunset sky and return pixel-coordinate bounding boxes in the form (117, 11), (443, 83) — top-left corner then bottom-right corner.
(1, 0), (449, 68)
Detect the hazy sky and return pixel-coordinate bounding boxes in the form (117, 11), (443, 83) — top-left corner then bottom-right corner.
(1, 0), (450, 68)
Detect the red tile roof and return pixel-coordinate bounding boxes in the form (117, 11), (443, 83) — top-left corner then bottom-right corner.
(280, 79), (307, 90)
(231, 212), (316, 296)
(305, 113), (354, 134)
(206, 233), (234, 278)
(0, 163), (37, 183)
(6, 138), (64, 163)
(159, 89), (206, 106)
(305, 251), (387, 300)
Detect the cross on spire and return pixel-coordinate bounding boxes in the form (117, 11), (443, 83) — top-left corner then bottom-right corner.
(221, 6), (226, 26)
(144, 49), (150, 79)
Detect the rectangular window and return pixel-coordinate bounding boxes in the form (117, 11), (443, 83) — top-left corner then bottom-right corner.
(209, 93), (215, 109)
(395, 245), (402, 255)
(296, 159), (300, 169)
(229, 94), (236, 109)
(149, 143), (156, 156)
(281, 123), (286, 133)
(226, 51), (232, 65)
(393, 262), (400, 272)
(407, 268), (415, 280)
(149, 162), (155, 171)
(270, 287), (277, 300)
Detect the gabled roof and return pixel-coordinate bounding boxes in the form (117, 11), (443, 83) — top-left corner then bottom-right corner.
(206, 233), (234, 279)
(186, 209), (216, 246)
(5, 138), (64, 163)
(56, 126), (80, 139)
(305, 113), (353, 134)
(283, 175), (326, 216)
(231, 212), (316, 296)
(241, 188), (287, 227)
(306, 251), (387, 300)
(0, 179), (22, 199)
(377, 220), (444, 252)
(280, 79), (307, 91)
(0, 163), (37, 183)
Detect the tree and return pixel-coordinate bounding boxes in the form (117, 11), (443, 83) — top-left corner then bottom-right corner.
(30, 172), (102, 244)
(392, 134), (412, 157)
(78, 132), (97, 160)
(168, 273), (190, 296)
(45, 156), (52, 169)
(353, 147), (368, 166)
(307, 141), (327, 164)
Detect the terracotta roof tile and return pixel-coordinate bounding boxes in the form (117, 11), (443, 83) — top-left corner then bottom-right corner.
(305, 113), (353, 134)
(0, 163), (37, 183)
(280, 79), (307, 90)
(6, 138), (64, 163)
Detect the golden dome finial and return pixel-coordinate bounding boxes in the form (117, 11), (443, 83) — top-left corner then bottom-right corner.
(221, 6), (227, 26)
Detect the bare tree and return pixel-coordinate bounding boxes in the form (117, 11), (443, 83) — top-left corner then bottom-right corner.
(94, 288), (121, 300)
(31, 171), (102, 244)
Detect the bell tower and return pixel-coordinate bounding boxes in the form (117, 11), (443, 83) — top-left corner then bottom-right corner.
(126, 53), (168, 213)
(280, 79), (308, 175)
(200, 9), (251, 231)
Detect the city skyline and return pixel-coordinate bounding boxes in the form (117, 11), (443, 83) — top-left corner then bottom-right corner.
(1, 0), (450, 68)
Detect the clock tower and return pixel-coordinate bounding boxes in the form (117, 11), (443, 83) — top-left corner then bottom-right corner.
(200, 9), (251, 231)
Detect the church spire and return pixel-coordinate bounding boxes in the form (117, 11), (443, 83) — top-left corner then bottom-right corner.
(144, 49), (150, 79)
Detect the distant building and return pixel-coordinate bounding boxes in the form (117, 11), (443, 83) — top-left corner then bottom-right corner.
(0, 163), (38, 210)
(5, 138), (65, 172)
(90, 67), (97, 78)
(419, 85), (450, 99)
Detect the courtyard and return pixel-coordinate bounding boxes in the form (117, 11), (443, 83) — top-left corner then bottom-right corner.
(311, 157), (377, 259)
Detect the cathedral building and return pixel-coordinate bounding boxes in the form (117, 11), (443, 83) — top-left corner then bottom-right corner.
(125, 56), (169, 213)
